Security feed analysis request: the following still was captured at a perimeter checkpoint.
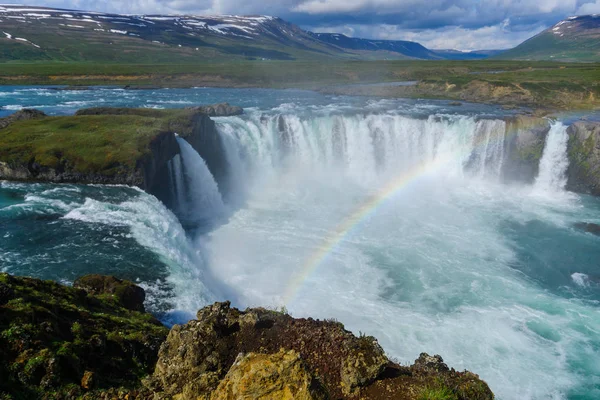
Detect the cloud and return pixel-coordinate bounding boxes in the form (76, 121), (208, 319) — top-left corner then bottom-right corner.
(577, 1), (600, 14)
(1, 0), (597, 50)
(308, 19), (546, 50)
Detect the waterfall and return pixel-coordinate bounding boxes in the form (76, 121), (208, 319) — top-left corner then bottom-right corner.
(534, 122), (570, 193)
(216, 113), (509, 196)
(171, 136), (225, 227)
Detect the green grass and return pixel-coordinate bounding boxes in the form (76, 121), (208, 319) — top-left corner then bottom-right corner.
(0, 108), (194, 175)
(0, 60), (599, 110)
(418, 386), (459, 400)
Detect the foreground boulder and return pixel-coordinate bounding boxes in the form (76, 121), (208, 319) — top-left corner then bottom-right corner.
(567, 121), (600, 195)
(0, 273), (168, 399)
(212, 350), (328, 400)
(149, 301), (493, 400)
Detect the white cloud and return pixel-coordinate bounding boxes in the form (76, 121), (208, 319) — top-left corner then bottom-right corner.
(309, 20), (546, 50)
(577, 1), (600, 14)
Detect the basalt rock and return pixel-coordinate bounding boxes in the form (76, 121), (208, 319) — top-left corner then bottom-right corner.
(150, 301), (494, 400)
(566, 121), (600, 195)
(0, 276), (494, 400)
(502, 115), (551, 183)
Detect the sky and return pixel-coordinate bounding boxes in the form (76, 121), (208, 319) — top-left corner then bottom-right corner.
(2, 0), (600, 50)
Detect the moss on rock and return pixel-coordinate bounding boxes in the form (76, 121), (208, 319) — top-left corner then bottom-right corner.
(0, 273), (168, 399)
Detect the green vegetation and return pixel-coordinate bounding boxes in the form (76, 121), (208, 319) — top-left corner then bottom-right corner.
(419, 386), (459, 400)
(0, 108), (195, 176)
(1, 60), (597, 110)
(0, 273), (168, 399)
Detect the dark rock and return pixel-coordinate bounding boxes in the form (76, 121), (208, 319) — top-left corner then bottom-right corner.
(0, 282), (15, 305)
(566, 121), (600, 196)
(151, 301), (387, 399)
(74, 274), (146, 312)
(502, 115), (551, 183)
(0, 108), (47, 130)
(411, 353), (449, 375)
(449, 101), (462, 106)
(187, 102), (243, 117)
(574, 222), (600, 236)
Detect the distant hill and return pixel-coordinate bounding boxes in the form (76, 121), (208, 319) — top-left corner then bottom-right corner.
(432, 49), (506, 60)
(0, 4), (502, 62)
(496, 15), (600, 61)
(311, 32), (441, 60)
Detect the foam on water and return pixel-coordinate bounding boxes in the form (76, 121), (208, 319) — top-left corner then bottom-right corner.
(174, 111), (600, 400)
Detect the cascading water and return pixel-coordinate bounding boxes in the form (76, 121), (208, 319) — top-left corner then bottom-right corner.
(534, 122), (570, 193)
(169, 111), (598, 400)
(171, 136), (225, 228)
(217, 113), (509, 199)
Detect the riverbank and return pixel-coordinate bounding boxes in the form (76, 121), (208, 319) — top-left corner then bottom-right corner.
(1, 60), (599, 112)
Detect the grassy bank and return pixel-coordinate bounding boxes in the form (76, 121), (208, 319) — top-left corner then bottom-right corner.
(0, 108), (195, 177)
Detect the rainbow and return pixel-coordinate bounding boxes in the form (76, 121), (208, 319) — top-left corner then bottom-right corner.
(281, 117), (522, 305)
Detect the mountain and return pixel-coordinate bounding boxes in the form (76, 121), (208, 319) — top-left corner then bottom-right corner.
(311, 32), (441, 59)
(497, 15), (600, 61)
(432, 49), (506, 60)
(0, 5), (346, 62)
(0, 4), (500, 62)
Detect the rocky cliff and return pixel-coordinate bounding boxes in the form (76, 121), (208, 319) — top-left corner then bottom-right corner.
(0, 104), (240, 198)
(0, 273), (494, 400)
(502, 115), (551, 183)
(566, 121), (600, 196)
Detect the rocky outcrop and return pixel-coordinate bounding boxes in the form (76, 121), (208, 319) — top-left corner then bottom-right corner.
(211, 350), (328, 400)
(0, 108), (47, 129)
(0, 275), (494, 400)
(502, 115), (550, 183)
(73, 274), (146, 312)
(149, 301), (493, 400)
(574, 222), (600, 236)
(187, 102), (244, 117)
(566, 121), (600, 195)
(0, 105), (236, 199)
(0, 273), (168, 399)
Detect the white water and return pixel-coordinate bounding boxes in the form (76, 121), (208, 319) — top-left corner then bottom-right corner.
(156, 112), (598, 400)
(173, 136), (225, 227)
(535, 122), (570, 193)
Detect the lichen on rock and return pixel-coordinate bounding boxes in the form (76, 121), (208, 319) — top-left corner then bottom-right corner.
(211, 350), (328, 400)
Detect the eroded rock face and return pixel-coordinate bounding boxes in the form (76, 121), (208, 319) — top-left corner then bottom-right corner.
(566, 121), (600, 195)
(150, 301), (387, 399)
(502, 115), (551, 183)
(211, 350), (328, 400)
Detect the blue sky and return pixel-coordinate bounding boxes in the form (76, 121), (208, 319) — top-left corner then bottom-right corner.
(3, 0), (600, 50)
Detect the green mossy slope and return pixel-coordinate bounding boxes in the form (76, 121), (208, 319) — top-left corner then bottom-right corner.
(0, 273), (168, 399)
